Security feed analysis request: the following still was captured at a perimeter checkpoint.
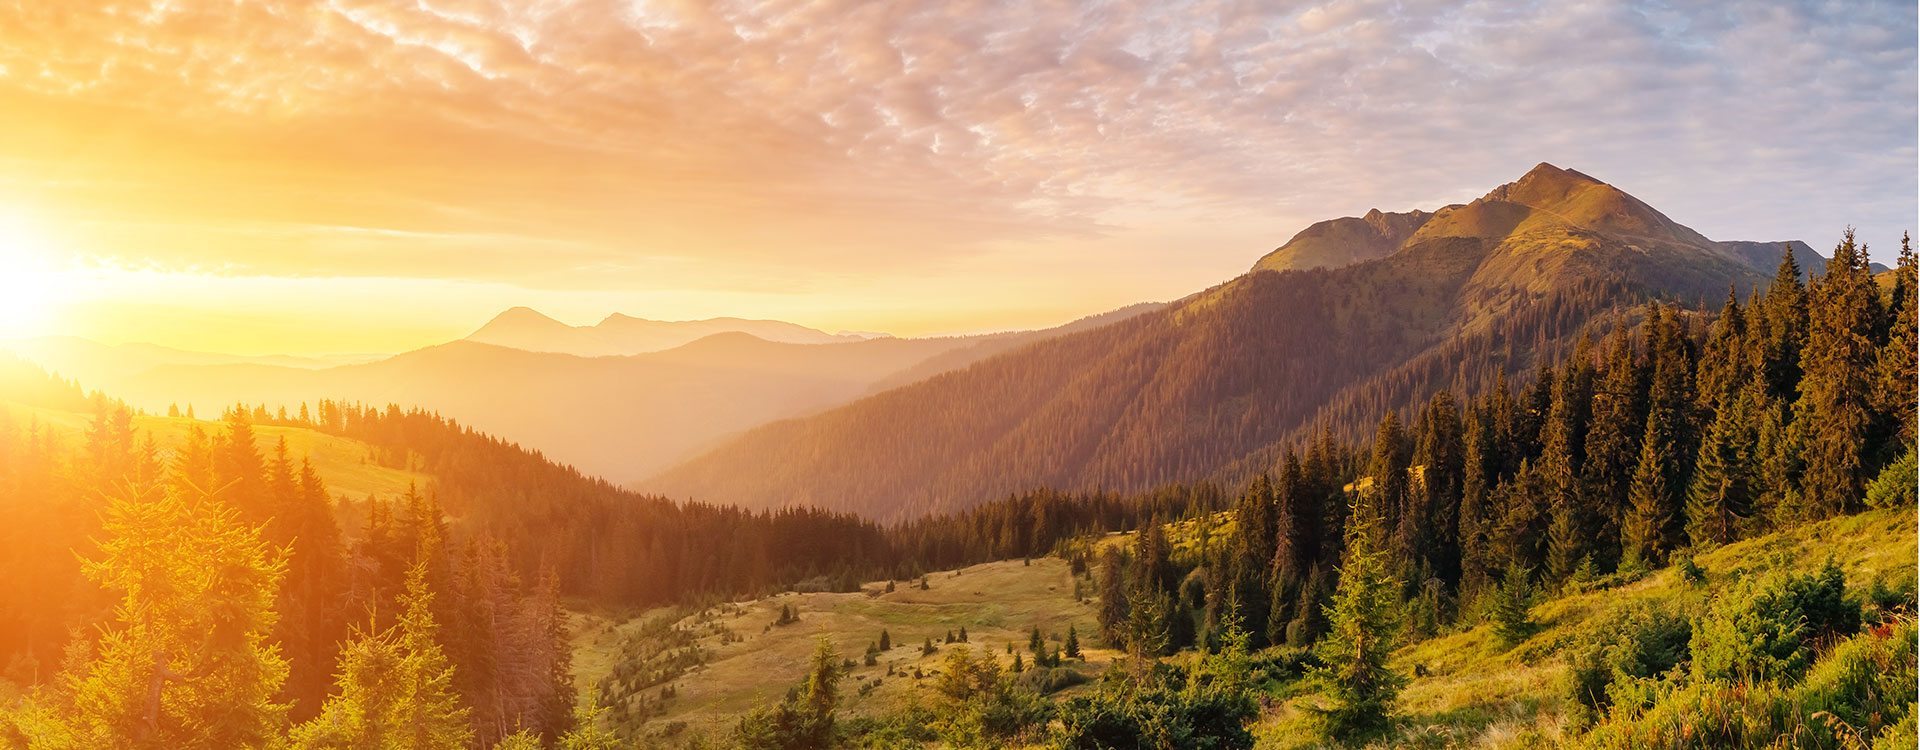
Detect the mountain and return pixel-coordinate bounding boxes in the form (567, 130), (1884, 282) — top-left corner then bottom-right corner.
(71, 307), (1152, 483)
(465, 307), (870, 356)
(1255, 165), (1851, 281)
(1253, 209), (1433, 272)
(644, 163), (1824, 521)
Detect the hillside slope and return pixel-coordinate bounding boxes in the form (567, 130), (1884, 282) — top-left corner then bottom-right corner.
(1259, 507), (1917, 747)
(574, 557), (1113, 746)
(645, 163), (1813, 520)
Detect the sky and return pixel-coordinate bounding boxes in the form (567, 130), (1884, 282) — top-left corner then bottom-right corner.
(0, 0), (1914, 355)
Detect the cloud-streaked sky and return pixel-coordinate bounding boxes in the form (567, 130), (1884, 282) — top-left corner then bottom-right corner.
(1, 0), (1914, 354)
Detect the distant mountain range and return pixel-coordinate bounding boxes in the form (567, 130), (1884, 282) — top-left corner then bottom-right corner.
(5, 306), (1160, 482)
(465, 307), (878, 357)
(642, 163), (1847, 520)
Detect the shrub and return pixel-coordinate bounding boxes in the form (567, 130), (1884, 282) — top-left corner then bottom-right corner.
(1690, 560), (1861, 684)
(1580, 620), (1916, 750)
(1012, 666), (1087, 695)
(1564, 603), (1691, 724)
(1865, 445), (1917, 509)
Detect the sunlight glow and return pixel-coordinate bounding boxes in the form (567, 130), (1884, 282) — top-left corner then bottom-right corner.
(0, 209), (68, 338)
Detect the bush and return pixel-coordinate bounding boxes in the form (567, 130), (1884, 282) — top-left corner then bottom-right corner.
(1690, 560), (1861, 684)
(1012, 666), (1087, 695)
(1580, 620), (1916, 750)
(1565, 603), (1692, 725)
(1865, 445), (1917, 508)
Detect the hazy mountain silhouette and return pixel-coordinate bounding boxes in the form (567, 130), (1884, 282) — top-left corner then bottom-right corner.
(465, 307), (872, 356)
(49, 308), (1156, 483)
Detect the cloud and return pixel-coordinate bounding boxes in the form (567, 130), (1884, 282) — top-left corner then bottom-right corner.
(0, 0), (1913, 292)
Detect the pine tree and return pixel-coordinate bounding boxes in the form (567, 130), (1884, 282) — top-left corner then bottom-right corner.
(1064, 626), (1080, 659)
(1539, 351), (1593, 583)
(1756, 244), (1810, 405)
(734, 637), (840, 750)
(1876, 233), (1917, 447)
(1307, 505), (1404, 744)
(1489, 563), (1534, 648)
(1365, 411), (1410, 556)
(1685, 390), (1758, 548)
(1621, 306), (1694, 567)
(1797, 229), (1882, 518)
(1582, 325), (1646, 567)
(1408, 391), (1465, 589)
(1457, 403), (1497, 591)
(61, 483), (291, 749)
(1695, 288), (1751, 414)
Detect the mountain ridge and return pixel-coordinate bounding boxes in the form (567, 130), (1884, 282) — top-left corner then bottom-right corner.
(645, 163), (1844, 521)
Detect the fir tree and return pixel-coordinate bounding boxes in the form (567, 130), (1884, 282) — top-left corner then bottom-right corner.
(1307, 505), (1404, 744)
(1490, 563), (1534, 648)
(1876, 233), (1918, 447)
(1797, 230), (1882, 518)
(1621, 305), (1694, 567)
(62, 484), (291, 748)
(1685, 390), (1758, 547)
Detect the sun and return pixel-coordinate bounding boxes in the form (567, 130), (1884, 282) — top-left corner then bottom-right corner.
(0, 209), (68, 339)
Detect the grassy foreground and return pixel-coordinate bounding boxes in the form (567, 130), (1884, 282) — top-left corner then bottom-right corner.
(579, 507), (1915, 748)
(573, 557), (1116, 746)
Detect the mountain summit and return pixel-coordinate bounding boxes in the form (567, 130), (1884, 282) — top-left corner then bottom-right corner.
(647, 163), (1836, 521)
(1254, 162), (1821, 281)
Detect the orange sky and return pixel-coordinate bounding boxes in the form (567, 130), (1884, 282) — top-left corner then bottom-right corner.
(1, 1), (1912, 355)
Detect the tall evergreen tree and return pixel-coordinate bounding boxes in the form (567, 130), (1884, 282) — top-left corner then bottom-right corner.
(1755, 244), (1810, 405)
(1876, 232), (1918, 448)
(1685, 389), (1758, 547)
(63, 483), (290, 748)
(1796, 230), (1882, 518)
(1307, 504), (1404, 744)
(1539, 347), (1594, 583)
(1364, 411), (1410, 569)
(1581, 325), (1646, 567)
(1621, 306), (1694, 567)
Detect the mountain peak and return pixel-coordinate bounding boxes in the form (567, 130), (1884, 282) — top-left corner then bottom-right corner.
(1482, 162), (1605, 206)
(481, 306), (565, 329)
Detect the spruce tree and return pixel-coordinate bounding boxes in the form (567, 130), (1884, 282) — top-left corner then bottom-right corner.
(1408, 391), (1465, 589)
(1685, 390), (1758, 548)
(1876, 233), (1918, 447)
(1307, 506), (1404, 743)
(1457, 403), (1497, 590)
(1490, 563), (1534, 648)
(1796, 230), (1881, 518)
(1582, 325), (1646, 566)
(1756, 243), (1810, 405)
(63, 483), (291, 748)
(1621, 306), (1694, 567)
(1539, 353), (1593, 583)
(1093, 548), (1128, 647)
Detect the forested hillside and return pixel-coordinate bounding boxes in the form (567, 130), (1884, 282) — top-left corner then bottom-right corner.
(615, 227), (1915, 749)
(646, 164), (1824, 520)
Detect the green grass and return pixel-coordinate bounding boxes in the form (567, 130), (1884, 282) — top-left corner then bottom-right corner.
(572, 557), (1117, 746)
(1253, 508), (1918, 749)
(1, 400), (431, 502)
